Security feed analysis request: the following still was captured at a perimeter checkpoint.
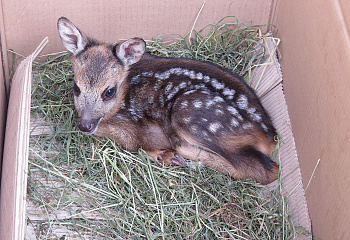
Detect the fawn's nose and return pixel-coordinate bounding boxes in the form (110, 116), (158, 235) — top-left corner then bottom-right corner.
(77, 118), (100, 134)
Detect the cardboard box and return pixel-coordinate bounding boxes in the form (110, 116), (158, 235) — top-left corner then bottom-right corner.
(0, 0), (349, 239)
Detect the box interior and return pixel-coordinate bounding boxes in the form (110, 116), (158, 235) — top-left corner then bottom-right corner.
(1, 0), (349, 239)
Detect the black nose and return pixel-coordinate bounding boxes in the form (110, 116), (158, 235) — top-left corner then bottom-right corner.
(77, 118), (99, 134)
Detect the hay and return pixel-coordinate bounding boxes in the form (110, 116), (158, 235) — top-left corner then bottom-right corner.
(27, 17), (305, 239)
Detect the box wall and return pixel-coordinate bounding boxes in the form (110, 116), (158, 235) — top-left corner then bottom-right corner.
(0, 0), (273, 58)
(274, 0), (350, 239)
(0, 49), (5, 176)
(0, 3), (8, 179)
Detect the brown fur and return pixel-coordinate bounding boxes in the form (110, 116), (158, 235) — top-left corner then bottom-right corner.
(57, 17), (279, 184)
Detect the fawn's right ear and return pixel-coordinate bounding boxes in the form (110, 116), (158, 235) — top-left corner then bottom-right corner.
(57, 17), (89, 55)
(115, 38), (146, 66)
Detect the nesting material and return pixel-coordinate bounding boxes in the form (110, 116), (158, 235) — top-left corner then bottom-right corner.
(26, 17), (310, 239)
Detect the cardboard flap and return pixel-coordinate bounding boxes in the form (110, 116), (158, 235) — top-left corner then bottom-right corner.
(0, 37), (48, 240)
(262, 84), (312, 238)
(251, 35), (282, 98)
(254, 38), (312, 237)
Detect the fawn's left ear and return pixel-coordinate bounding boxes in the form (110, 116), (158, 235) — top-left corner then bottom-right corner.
(57, 17), (89, 56)
(115, 38), (146, 66)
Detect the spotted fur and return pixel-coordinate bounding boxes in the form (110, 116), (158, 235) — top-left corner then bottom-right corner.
(57, 17), (279, 184)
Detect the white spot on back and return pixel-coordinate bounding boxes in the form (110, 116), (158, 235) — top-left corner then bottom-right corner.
(153, 81), (161, 91)
(205, 99), (215, 108)
(236, 95), (248, 110)
(215, 109), (224, 116)
(247, 107), (256, 114)
(155, 70), (171, 80)
(179, 82), (187, 89)
(211, 78), (225, 90)
(247, 107), (262, 122)
(142, 71), (154, 77)
(165, 82), (173, 93)
(158, 94), (165, 107)
(261, 123), (268, 132)
(154, 72), (160, 79)
(172, 68), (183, 75)
(189, 70), (196, 79)
(194, 83), (205, 89)
(208, 122), (222, 133)
(242, 123), (253, 130)
(196, 72), (203, 80)
(183, 117), (191, 124)
(131, 74), (141, 84)
(167, 86), (180, 100)
(193, 100), (203, 108)
(223, 88), (235, 97)
(180, 100), (189, 109)
(191, 125), (198, 132)
(227, 106), (238, 115)
(203, 76), (211, 83)
(183, 69), (190, 76)
(231, 117), (240, 127)
(148, 95), (154, 104)
(152, 110), (163, 119)
(213, 96), (225, 103)
(202, 131), (209, 139)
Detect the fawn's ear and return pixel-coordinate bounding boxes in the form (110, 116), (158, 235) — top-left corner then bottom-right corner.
(57, 17), (89, 55)
(115, 38), (146, 66)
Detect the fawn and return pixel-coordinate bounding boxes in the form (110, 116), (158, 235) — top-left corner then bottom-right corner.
(57, 17), (279, 184)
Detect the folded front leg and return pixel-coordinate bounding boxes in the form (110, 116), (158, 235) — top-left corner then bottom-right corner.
(146, 149), (187, 166)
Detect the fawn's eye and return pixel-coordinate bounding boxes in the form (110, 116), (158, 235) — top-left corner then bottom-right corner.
(73, 82), (81, 96)
(102, 87), (116, 101)
(106, 88), (116, 98)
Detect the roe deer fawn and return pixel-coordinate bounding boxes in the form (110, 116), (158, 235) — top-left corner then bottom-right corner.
(57, 17), (279, 184)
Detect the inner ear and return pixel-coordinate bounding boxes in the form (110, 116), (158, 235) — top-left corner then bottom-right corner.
(116, 38), (146, 66)
(57, 17), (89, 55)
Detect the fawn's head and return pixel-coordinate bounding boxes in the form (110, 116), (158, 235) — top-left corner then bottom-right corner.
(57, 17), (146, 134)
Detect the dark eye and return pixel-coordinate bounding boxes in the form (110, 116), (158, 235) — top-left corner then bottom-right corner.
(73, 82), (81, 96)
(102, 87), (116, 101)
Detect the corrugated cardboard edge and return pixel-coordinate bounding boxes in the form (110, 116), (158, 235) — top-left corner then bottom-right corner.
(0, 0), (9, 179)
(0, 37), (48, 240)
(252, 38), (312, 238)
(0, 0), (10, 86)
